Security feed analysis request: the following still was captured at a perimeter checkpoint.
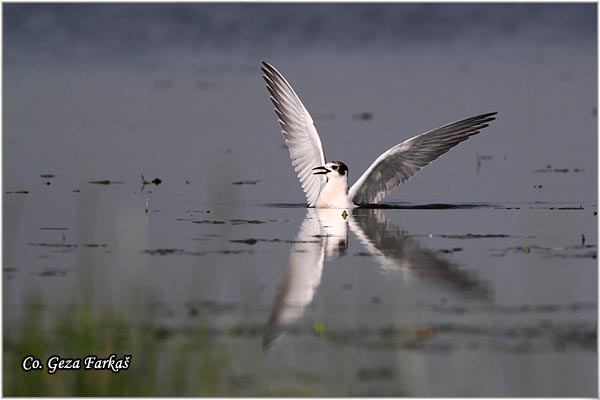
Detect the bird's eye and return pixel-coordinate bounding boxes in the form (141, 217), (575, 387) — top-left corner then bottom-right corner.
(331, 165), (338, 170)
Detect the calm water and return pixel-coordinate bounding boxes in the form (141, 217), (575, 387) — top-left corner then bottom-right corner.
(4, 3), (597, 396)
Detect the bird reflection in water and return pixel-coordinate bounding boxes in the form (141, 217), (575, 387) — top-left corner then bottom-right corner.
(263, 208), (491, 349)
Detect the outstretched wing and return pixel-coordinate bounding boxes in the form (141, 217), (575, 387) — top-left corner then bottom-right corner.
(349, 112), (497, 205)
(262, 61), (326, 207)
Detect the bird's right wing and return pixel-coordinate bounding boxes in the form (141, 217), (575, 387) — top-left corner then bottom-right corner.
(349, 112), (497, 205)
(262, 61), (326, 207)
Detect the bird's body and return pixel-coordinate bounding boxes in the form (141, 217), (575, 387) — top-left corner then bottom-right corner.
(312, 161), (356, 209)
(261, 61), (497, 209)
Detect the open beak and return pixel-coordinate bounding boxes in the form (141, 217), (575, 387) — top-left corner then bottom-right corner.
(312, 166), (330, 175)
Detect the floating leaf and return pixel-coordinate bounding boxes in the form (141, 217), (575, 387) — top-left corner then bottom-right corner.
(312, 322), (326, 337)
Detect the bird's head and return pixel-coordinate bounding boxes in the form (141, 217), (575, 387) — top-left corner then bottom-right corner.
(312, 161), (348, 179)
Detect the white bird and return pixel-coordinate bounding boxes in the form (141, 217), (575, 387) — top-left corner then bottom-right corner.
(261, 61), (497, 209)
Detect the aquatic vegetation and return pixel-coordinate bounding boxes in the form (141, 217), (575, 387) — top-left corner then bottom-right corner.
(88, 180), (125, 185)
(231, 180), (261, 185)
(3, 295), (232, 396)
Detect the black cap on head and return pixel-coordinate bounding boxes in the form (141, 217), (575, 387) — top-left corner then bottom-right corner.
(331, 161), (348, 176)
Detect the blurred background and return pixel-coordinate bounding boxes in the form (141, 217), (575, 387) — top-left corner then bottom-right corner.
(3, 3), (597, 396)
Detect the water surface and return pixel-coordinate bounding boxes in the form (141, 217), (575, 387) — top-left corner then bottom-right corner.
(4, 3), (597, 396)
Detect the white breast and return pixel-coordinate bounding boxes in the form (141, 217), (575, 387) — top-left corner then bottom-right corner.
(315, 176), (357, 209)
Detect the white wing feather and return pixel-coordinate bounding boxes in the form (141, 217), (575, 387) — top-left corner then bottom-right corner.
(262, 61), (326, 207)
(349, 112), (497, 204)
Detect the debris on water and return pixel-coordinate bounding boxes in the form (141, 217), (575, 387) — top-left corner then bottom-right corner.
(29, 242), (108, 250)
(533, 185), (543, 189)
(431, 233), (512, 239)
(438, 247), (463, 254)
(191, 220), (226, 224)
(230, 219), (266, 225)
(143, 248), (253, 256)
(6, 190), (29, 194)
(529, 205), (584, 210)
(231, 238), (258, 245)
(37, 268), (67, 277)
(341, 283), (353, 290)
(141, 174), (162, 186)
(230, 238), (284, 245)
(184, 300), (238, 316)
(187, 219), (265, 225)
(185, 180), (191, 185)
(89, 180), (125, 185)
(29, 242), (78, 248)
(352, 111), (374, 121)
(144, 248), (185, 256)
(372, 296), (381, 304)
(534, 166), (582, 173)
(45, 181), (51, 185)
(491, 244), (597, 259)
(313, 323), (326, 337)
(231, 180), (261, 185)
(39, 227), (68, 231)
(71, 189), (80, 193)
(217, 249), (253, 255)
(361, 202), (486, 210)
(40, 174), (55, 178)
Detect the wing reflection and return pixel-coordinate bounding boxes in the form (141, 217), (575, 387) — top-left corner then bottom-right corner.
(263, 209), (347, 348)
(264, 208), (491, 349)
(349, 208), (491, 299)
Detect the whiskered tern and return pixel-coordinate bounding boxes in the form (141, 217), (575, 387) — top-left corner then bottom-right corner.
(261, 61), (497, 208)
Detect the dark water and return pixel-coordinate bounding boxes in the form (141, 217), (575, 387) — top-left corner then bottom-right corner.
(3, 3), (597, 396)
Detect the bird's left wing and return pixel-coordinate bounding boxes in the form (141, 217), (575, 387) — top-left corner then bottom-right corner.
(349, 112), (497, 205)
(262, 61), (326, 207)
